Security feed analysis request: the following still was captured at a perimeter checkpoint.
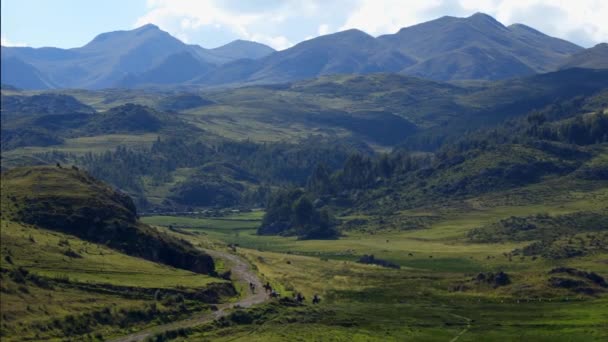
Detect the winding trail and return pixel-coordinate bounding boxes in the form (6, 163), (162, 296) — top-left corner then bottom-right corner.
(110, 249), (267, 342)
(448, 313), (472, 342)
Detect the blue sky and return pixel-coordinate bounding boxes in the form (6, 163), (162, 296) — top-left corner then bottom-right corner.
(2, 0), (607, 50)
(1, 0), (147, 47)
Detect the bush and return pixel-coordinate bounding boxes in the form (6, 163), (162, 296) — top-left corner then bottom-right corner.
(357, 254), (400, 269)
(229, 310), (254, 324)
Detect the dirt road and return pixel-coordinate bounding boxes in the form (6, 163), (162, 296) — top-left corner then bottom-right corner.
(110, 249), (267, 342)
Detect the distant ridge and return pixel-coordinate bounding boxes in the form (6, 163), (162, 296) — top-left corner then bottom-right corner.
(1, 24), (274, 89)
(559, 43), (608, 70)
(1, 13), (589, 89)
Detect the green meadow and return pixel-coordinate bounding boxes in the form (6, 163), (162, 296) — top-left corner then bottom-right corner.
(140, 180), (608, 341)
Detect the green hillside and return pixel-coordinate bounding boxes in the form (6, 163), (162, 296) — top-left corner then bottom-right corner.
(1, 166), (215, 274)
(1, 68), (607, 213)
(0, 167), (243, 341)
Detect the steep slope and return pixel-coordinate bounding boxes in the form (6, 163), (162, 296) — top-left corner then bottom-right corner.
(378, 13), (582, 80)
(117, 51), (214, 87)
(1, 166), (215, 274)
(199, 29), (415, 85)
(559, 43), (608, 70)
(2, 24), (192, 88)
(0, 56), (56, 89)
(199, 13), (583, 85)
(1, 25), (275, 89)
(507, 23), (583, 69)
(64, 24), (192, 88)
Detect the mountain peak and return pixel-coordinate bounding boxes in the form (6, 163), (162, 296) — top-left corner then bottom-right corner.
(324, 28), (374, 41)
(509, 23), (544, 36)
(136, 23), (160, 31)
(467, 12), (504, 27)
(209, 39), (275, 61)
(469, 12), (495, 20)
(85, 24), (167, 47)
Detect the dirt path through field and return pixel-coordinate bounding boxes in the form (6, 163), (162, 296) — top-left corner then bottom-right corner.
(110, 249), (266, 342)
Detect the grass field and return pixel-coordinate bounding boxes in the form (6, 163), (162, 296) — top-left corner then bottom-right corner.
(160, 245), (608, 341)
(142, 211), (263, 232)
(142, 191), (608, 274)
(141, 184), (608, 341)
(0, 220), (221, 288)
(1, 133), (160, 169)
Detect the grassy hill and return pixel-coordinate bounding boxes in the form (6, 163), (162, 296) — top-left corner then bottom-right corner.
(0, 167), (241, 341)
(1, 68), (607, 212)
(0, 219), (234, 341)
(1, 166), (215, 274)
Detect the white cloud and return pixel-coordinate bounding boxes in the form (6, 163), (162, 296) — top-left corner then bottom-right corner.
(251, 34), (292, 50)
(459, 0), (608, 46)
(340, 0), (444, 36)
(134, 0), (303, 49)
(318, 24), (330, 36)
(135, 0), (262, 44)
(1, 35), (27, 47)
(340, 0), (607, 46)
(135, 0), (606, 50)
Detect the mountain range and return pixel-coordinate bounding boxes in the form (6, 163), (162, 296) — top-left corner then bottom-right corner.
(1, 24), (275, 89)
(1, 13), (606, 90)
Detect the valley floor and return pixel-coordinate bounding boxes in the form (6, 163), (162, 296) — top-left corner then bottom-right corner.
(134, 197), (608, 341)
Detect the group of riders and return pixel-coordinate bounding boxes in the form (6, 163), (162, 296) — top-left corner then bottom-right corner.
(250, 281), (321, 304)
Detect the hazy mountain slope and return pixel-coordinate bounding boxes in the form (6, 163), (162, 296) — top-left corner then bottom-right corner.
(186, 40), (274, 66)
(0, 56), (56, 89)
(209, 39), (275, 60)
(199, 13), (584, 85)
(117, 51), (214, 87)
(559, 43), (608, 70)
(404, 45), (536, 81)
(2, 24), (191, 88)
(378, 13), (582, 80)
(507, 23), (584, 70)
(198, 29), (415, 85)
(1, 13), (587, 88)
(1, 25), (274, 89)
